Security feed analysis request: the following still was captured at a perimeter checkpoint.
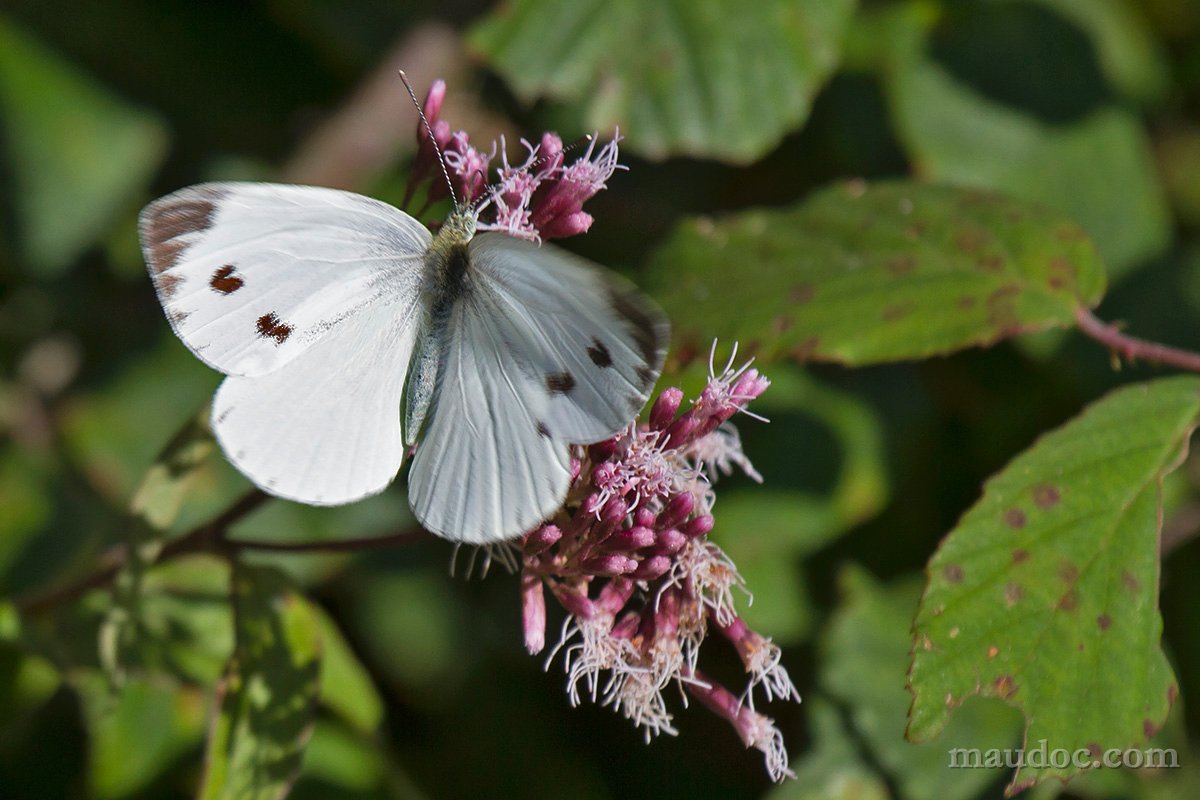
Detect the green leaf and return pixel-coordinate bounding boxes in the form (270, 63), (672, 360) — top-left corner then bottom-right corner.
(469, 0), (856, 162)
(768, 698), (888, 800)
(908, 377), (1200, 794)
(0, 14), (166, 276)
(824, 567), (1021, 800)
(646, 180), (1106, 366)
(76, 674), (207, 800)
(884, 38), (1170, 276)
(199, 565), (321, 800)
(1026, 0), (1169, 103)
(312, 606), (383, 735)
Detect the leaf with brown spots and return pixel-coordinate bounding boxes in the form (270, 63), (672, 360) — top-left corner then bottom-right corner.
(645, 181), (1107, 367)
(908, 377), (1200, 794)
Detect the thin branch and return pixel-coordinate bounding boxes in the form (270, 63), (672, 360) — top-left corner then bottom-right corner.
(16, 490), (270, 616)
(229, 527), (430, 553)
(1076, 308), (1200, 373)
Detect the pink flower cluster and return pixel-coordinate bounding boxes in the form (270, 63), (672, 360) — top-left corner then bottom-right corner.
(518, 346), (799, 782)
(405, 80), (622, 242)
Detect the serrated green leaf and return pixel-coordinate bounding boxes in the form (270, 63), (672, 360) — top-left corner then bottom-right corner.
(885, 39), (1170, 276)
(469, 0), (856, 162)
(647, 181), (1106, 366)
(908, 377), (1200, 794)
(825, 566), (1021, 800)
(199, 565), (321, 800)
(0, 14), (166, 276)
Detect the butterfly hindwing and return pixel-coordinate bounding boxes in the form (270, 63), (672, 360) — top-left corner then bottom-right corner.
(468, 234), (669, 443)
(406, 285), (573, 543)
(140, 182), (430, 377)
(212, 296), (421, 505)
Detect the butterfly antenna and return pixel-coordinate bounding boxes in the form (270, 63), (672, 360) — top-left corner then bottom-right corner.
(398, 70), (458, 209)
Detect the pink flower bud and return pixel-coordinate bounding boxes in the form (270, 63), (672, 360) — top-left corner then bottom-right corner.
(522, 572), (546, 654)
(633, 507), (657, 528)
(539, 211), (593, 240)
(524, 524), (562, 555)
(649, 387), (684, 430)
(632, 555), (672, 580)
(603, 525), (656, 551)
(682, 515), (714, 539)
(656, 493), (694, 530)
(583, 554), (638, 576)
(549, 582), (596, 619)
(652, 528), (687, 554)
(662, 414), (699, 450)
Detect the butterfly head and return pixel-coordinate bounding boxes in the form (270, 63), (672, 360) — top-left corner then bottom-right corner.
(437, 207), (477, 248)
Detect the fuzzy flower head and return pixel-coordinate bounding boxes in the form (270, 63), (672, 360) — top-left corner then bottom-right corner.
(516, 343), (797, 782)
(405, 81), (623, 242)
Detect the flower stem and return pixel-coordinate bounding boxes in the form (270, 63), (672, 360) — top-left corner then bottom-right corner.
(1076, 307), (1200, 373)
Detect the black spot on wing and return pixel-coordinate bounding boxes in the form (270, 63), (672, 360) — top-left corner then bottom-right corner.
(536, 420), (551, 438)
(587, 338), (613, 368)
(546, 371), (576, 395)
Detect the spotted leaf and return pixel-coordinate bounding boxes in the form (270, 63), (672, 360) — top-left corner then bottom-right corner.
(646, 180), (1107, 367)
(908, 377), (1200, 794)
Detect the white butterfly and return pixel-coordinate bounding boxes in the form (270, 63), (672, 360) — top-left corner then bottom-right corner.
(139, 183), (668, 543)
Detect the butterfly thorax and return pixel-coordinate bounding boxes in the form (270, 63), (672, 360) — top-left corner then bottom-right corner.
(403, 208), (478, 447)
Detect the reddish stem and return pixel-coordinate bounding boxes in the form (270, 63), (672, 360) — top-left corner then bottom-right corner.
(1076, 308), (1200, 373)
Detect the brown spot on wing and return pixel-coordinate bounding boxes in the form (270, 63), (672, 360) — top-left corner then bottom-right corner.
(210, 265), (244, 294)
(587, 339), (612, 368)
(157, 273), (183, 298)
(256, 313), (292, 345)
(546, 371), (576, 395)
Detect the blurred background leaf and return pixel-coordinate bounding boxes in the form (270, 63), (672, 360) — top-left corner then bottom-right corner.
(0, 14), (166, 277)
(469, 0), (857, 162)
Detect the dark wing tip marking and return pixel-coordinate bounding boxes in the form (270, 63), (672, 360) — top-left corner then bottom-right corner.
(587, 338), (613, 368)
(210, 265), (244, 294)
(546, 371), (576, 395)
(536, 420), (551, 438)
(606, 282), (669, 377)
(142, 194), (220, 273)
(256, 312), (293, 345)
(157, 273), (184, 298)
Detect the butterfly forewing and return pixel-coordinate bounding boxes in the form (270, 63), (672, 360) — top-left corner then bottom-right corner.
(140, 182), (430, 377)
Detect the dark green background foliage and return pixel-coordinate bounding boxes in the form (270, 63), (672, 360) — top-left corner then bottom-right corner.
(4, 1), (1200, 798)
